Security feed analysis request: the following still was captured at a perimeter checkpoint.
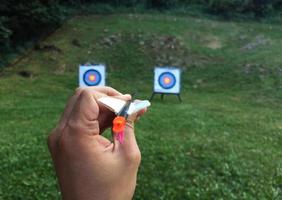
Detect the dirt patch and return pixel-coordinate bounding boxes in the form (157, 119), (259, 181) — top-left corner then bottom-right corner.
(241, 35), (271, 51)
(98, 34), (122, 47)
(34, 43), (63, 53)
(147, 35), (188, 67)
(96, 32), (213, 70)
(242, 63), (270, 76)
(242, 63), (282, 88)
(203, 35), (222, 49)
(144, 34), (213, 69)
(54, 64), (66, 75)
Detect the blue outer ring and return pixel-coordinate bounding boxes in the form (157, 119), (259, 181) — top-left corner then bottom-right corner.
(83, 69), (101, 86)
(158, 72), (176, 89)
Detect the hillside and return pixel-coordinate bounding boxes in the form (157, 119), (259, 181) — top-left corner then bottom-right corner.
(0, 14), (281, 199)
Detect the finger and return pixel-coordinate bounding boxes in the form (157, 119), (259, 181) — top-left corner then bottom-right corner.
(95, 135), (112, 148)
(67, 89), (100, 135)
(113, 120), (141, 163)
(98, 94), (132, 134)
(115, 94), (132, 101)
(97, 93), (131, 109)
(112, 97), (148, 144)
(112, 112), (139, 151)
(57, 87), (123, 129)
(90, 86), (123, 96)
(130, 99), (148, 118)
(137, 108), (147, 117)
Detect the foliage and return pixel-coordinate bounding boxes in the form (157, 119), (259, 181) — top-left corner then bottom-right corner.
(205, 0), (276, 17)
(0, 0), (67, 55)
(149, 0), (179, 9)
(0, 17), (12, 52)
(1, 0), (282, 67)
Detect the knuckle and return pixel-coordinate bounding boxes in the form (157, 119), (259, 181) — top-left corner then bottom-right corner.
(66, 118), (99, 134)
(103, 86), (113, 93)
(66, 118), (82, 132)
(55, 125), (64, 135)
(105, 86), (112, 90)
(79, 89), (92, 99)
(50, 127), (72, 155)
(47, 132), (57, 153)
(125, 149), (141, 166)
(88, 120), (100, 134)
(75, 87), (92, 97)
(47, 126), (78, 157)
(75, 87), (84, 95)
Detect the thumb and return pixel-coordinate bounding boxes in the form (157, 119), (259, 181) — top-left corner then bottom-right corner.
(67, 90), (100, 135)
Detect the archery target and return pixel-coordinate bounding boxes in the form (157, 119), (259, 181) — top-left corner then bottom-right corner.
(79, 65), (105, 87)
(154, 67), (181, 94)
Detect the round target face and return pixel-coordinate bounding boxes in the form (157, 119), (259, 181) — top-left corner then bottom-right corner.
(83, 69), (102, 86)
(158, 72), (176, 89)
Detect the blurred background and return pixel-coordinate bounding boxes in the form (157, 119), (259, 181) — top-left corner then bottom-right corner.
(0, 0), (282, 199)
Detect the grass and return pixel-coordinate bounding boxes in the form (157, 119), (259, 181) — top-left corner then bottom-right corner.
(0, 14), (282, 199)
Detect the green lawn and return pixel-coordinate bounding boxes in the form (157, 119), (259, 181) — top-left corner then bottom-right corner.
(0, 14), (282, 199)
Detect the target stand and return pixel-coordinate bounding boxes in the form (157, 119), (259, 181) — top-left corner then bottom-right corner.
(150, 67), (182, 102)
(150, 92), (182, 102)
(79, 64), (106, 87)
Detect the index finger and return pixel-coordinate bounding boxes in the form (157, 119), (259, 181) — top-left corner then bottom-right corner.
(90, 86), (123, 96)
(54, 87), (121, 135)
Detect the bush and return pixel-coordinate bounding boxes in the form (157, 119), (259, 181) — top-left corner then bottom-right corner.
(0, 0), (66, 53)
(1, 0), (282, 67)
(205, 0), (275, 18)
(149, 0), (179, 9)
(252, 0), (274, 17)
(207, 0), (247, 12)
(0, 17), (12, 52)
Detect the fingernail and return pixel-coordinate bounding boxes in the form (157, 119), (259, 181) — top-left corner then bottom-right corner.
(124, 94), (132, 99)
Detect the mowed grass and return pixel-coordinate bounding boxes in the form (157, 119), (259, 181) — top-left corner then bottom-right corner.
(0, 14), (282, 199)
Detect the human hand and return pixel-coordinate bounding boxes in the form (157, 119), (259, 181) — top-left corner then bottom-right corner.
(48, 87), (146, 200)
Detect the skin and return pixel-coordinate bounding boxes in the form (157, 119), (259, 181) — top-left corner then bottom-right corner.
(48, 86), (146, 200)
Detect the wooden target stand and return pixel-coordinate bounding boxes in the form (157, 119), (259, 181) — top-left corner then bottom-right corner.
(150, 92), (182, 102)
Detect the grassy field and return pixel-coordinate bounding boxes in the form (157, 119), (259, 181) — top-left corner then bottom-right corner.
(0, 14), (282, 199)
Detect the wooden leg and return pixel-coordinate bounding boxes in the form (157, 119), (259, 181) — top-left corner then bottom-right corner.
(150, 93), (155, 101)
(177, 94), (182, 102)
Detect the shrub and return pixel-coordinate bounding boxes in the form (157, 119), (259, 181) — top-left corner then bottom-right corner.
(205, 0), (275, 17)
(206, 0), (249, 15)
(0, 0), (66, 53)
(252, 0), (274, 17)
(149, 0), (179, 9)
(0, 17), (12, 52)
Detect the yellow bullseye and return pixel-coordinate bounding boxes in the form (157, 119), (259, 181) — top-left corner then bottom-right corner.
(89, 75), (96, 81)
(164, 77), (171, 84)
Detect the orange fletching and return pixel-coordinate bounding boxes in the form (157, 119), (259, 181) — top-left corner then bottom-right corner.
(112, 116), (126, 133)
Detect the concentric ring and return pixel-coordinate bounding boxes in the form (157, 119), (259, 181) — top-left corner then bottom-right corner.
(158, 72), (176, 89)
(83, 69), (101, 86)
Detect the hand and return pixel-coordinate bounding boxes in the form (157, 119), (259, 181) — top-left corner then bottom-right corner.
(48, 86), (146, 200)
